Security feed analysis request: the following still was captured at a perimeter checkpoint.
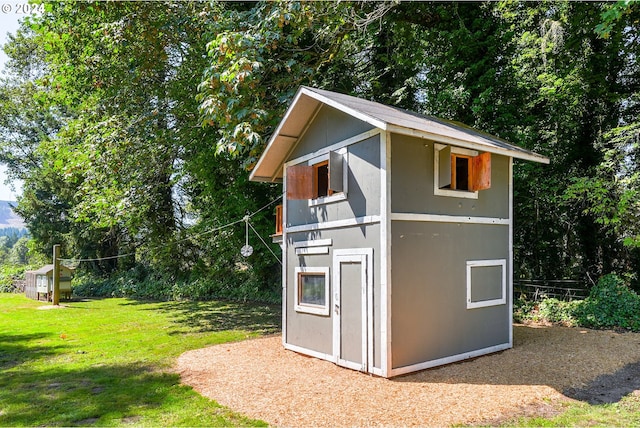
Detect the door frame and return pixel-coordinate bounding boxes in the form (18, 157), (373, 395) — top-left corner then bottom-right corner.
(332, 248), (373, 372)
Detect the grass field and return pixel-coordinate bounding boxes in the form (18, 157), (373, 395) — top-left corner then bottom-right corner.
(0, 293), (280, 426)
(2, 293), (639, 427)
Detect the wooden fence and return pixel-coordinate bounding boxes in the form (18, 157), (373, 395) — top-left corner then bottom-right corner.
(513, 279), (589, 301)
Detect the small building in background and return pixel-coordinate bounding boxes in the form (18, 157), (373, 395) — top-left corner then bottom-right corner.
(25, 264), (74, 301)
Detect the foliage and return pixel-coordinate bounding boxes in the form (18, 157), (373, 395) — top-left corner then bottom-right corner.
(0, 264), (28, 293)
(517, 274), (640, 332)
(72, 262), (281, 303)
(1, 1), (640, 300)
(573, 274), (640, 331)
(0, 293), (278, 426)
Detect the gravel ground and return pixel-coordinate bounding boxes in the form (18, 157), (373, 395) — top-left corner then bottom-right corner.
(176, 324), (640, 427)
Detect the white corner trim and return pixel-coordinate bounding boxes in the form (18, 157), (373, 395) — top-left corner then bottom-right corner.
(466, 259), (507, 309)
(381, 130), (392, 377)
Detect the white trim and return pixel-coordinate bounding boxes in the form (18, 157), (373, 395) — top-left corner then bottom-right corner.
(293, 239), (333, 248)
(306, 147), (350, 207)
(433, 143), (479, 199)
(285, 129), (381, 168)
(388, 342), (512, 377)
(250, 88), (307, 181)
(282, 175), (288, 347)
(333, 249), (373, 373)
(387, 124), (550, 164)
(508, 157), (514, 347)
(286, 215), (381, 234)
(284, 342), (334, 363)
(294, 267), (330, 316)
(309, 193), (347, 206)
(295, 247), (329, 255)
(381, 131), (392, 378)
(466, 259), (507, 309)
(390, 212), (510, 225)
(434, 142), (478, 157)
(300, 87), (389, 131)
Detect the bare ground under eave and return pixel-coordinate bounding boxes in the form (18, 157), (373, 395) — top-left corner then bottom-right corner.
(176, 324), (640, 427)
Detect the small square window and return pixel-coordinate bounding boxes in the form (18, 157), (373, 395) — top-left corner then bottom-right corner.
(286, 150), (347, 204)
(466, 259), (507, 309)
(295, 267), (330, 316)
(434, 143), (491, 198)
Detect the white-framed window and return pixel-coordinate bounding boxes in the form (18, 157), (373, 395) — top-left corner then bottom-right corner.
(434, 143), (491, 199)
(466, 259), (507, 309)
(294, 266), (330, 316)
(286, 149), (348, 205)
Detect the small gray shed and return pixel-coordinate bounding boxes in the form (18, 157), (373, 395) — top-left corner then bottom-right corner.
(250, 86), (549, 378)
(25, 264), (74, 301)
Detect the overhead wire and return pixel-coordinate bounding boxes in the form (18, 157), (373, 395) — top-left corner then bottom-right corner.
(61, 194), (284, 265)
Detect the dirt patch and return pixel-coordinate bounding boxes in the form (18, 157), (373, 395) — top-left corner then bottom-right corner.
(176, 324), (640, 427)
(37, 304), (68, 310)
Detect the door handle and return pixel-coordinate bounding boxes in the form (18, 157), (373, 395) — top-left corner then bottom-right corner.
(334, 303), (340, 315)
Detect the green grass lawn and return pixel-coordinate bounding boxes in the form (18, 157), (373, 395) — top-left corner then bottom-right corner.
(0, 293), (280, 426)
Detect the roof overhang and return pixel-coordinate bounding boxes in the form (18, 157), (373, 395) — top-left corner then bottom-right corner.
(249, 86), (549, 183)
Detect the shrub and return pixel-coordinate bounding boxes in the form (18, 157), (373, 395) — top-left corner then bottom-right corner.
(72, 264), (280, 303)
(517, 274), (640, 332)
(0, 264), (28, 293)
(573, 274), (640, 331)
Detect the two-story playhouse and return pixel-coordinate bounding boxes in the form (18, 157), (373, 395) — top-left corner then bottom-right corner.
(250, 86), (549, 378)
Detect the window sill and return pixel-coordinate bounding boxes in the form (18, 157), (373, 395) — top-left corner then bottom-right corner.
(308, 192), (347, 207)
(294, 304), (330, 316)
(434, 187), (479, 199)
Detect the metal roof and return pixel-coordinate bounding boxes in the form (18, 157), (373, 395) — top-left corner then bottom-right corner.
(250, 86), (549, 183)
(27, 264), (74, 275)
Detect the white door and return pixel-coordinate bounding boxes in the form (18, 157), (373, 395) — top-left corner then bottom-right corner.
(333, 249), (373, 372)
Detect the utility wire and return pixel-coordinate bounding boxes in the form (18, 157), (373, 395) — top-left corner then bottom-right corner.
(61, 195), (283, 264)
(248, 220), (282, 265)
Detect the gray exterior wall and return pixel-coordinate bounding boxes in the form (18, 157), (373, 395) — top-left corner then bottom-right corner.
(390, 221), (510, 368)
(389, 132), (511, 370)
(284, 106), (383, 370)
(287, 104), (375, 161)
(286, 225), (382, 368)
(391, 134), (509, 218)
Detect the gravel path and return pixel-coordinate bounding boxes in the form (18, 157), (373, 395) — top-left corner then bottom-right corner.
(176, 324), (640, 426)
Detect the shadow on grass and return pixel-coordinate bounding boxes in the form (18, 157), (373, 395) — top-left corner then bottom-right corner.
(0, 332), (194, 426)
(1, 363), (183, 426)
(130, 300), (282, 335)
(0, 332), (66, 370)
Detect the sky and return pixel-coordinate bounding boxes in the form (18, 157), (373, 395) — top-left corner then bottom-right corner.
(0, 2), (27, 201)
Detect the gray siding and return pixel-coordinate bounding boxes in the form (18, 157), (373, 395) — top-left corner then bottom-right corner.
(390, 133), (509, 218)
(287, 135), (381, 227)
(390, 221), (510, 369)
(285, 224), (382, 368)
(288, 104), (375, 160)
